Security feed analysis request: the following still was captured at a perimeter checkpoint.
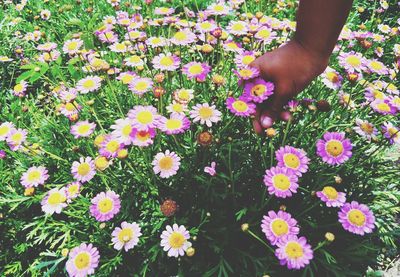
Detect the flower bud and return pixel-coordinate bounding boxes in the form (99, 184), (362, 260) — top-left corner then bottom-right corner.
(160, 199), (178, 217)
(325, 232), (335, 242)
(186, 247), (195, 257)
(241, 223), (249, 232)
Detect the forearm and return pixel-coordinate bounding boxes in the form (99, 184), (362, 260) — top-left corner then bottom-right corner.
(294, 0), (353, 60)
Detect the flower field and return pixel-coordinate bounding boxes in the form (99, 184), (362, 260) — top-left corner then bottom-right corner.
(0, 0), (399, 276)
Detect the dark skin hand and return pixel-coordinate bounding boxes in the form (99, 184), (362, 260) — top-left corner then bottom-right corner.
(251, 0), (353, 134)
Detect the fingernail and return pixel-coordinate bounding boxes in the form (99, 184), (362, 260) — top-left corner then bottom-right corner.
(261, 116), (273, 128)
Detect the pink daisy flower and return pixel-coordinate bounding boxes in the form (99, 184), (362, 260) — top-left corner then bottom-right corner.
(322, 67), (343, 90)
(99, 136), (124, 158)
(0, 122), (15, 141)
(182, 62), (211, 81)
(6, 128), (27, 151)
(71, 157), (96, 183)
(382, 122), (400, 145)
(63, 39), (83, 55)
(20, 166), (49, 188)
(66, 243), (100, 277)
(254, 27), (277, 44)
(59, 102), (82, 119)
(275, 146), (310, 176)
(316, 132), (352, 165)
(338, 51), (367, 73)
(263, 166), (299, 198)
(37, 42), (57, 52)
(76, 76), (102, 94)
(316, 186), (346, 207)
(275, 235), (314, 270)
(160, 224), (192, 257)
(204, 162), (216, 176)
(226, 96), (256, 117)
(370, 99), (397, 115)
(227, 20), (248, 36)
(154, 7), (175, 16)
(243, 78), (274, 103)
(97, 29), (119, 44)
(65, 181), (82, 201)
(170, 29), (196, 46)
(189, 103), (222, 127)
(196, 20), (217, 33)
(366, 59), (389, 75)
(152, 150), (181, 178)
(59, 88), (78, 102)
(146, 36), (168, 48)
(41, 188), (67, 215)
(234, 51), (256, 68)
(38, 50), (61, 63)
(353, 119), (378, 141)
(117, 71), (137, 85)
(128, 77), (153, 96)
(207, 2), (231, 16)
(152, 53), (181, 71)
(128, 105), (161, 131)
(261, 210), (300, 246)
(234, 66), (260, 80)
(158, 113), (190, 135)
(90, 191), (121, 222)
(12, 81), (28, 97)
(111, 118), (134, 145)
(131, 128), (156, 147)
(70, 121), (96, 139)
(338, 201), (375, 235)
(111, 222), (142, 251)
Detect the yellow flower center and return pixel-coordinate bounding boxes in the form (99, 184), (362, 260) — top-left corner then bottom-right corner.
(27, 170), (41, 182)
(122, 125), (132, 136)
(326, 72), (339, 83)
(325, 140), (344, 157)
(68, 184), (79, 196)
(77, 163), (91, 176)
(11, 132), (23, 143)
(118, 228), (134, 243)
(198, 107), (213, 119)
(271, 219), (289, 236)
(159, 156), (173, 170)
(159, 56), (174, 67)
(322, 186), (338, 200)
(257, 29), (271, 39)
(127, 55), (141, 63)
(121, 74), (134, 84)
(77, 124), (90, 135)
(97, 198), (113, 213)
(376, 102), (390, 112)
(134, 81), (149, 91)
(348, 209), (366, 226)
(82, 79), (95, 89)
(169, 232), (185, 249)
(104, 32), (114, 40)
(178, 90), (190, 100)
(74, 252), (91, 270)
(283, 153), (300, 169)
(65, 102), (76, 112)
(115, 43), (126, 51)
(272, 174), (291, 191)
(213, 5), (224, 12)
(346, 56), (361, 67)
(242, 55), (255, 65)
(136, 131), (150, 141)
(232, 100), (248, 112)
(106, 140), (119, 153)
(174, 31), (187, 41)
(232, 23), (245, 31)
(200, 22), (212, 29)
(239, 69), (253, 78)
(188, 64), (203, 75)
(151, 37), (162, 44)
(14, 83), (24, 93)
(67, 41), (78, 50)
(172, 103), (184, 113)
(0, 125), (10, 136)
(137, 111), (153, 124)
(251, 84), (266, 96)
(285, 242), (304, 259)
(360, 123), (373, 134)
(166, 119), (182, 130)
(48, 192), (66, 205)
(369, 61), (383, 71)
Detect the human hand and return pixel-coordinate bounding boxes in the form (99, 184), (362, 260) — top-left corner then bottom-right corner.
(250, 39), (329, 134)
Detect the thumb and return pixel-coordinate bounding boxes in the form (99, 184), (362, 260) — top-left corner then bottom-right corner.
(259, 93), (289, 128)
